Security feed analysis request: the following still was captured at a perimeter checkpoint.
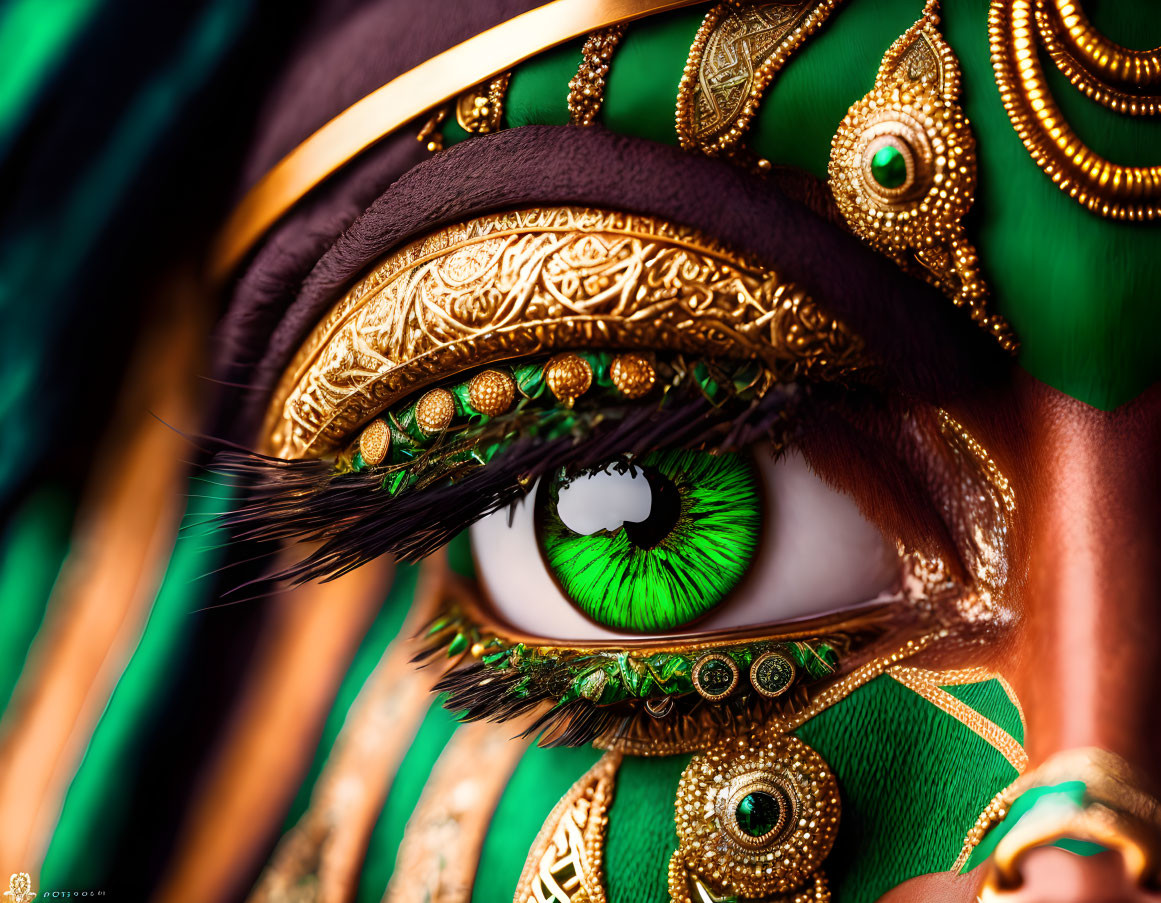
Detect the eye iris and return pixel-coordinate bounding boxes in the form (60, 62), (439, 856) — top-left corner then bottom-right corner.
(536, 449), (762, 633)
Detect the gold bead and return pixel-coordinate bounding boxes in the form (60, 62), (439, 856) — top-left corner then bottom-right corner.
(414, 388), (455, 435)
(358, 418), (391, 466)
(609, 352), (656, 399)
(543, 352), (592, 407)
(467, 368), (515, 416)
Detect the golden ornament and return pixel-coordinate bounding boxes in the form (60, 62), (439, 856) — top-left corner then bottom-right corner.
(829, 2), (1014, 350)
(544, 353), (593, 407)
(358, 418), (391, 466)
(468, 369), (516, 416)
(668, 733), (840, 902)
(415, 388), (456, 435)
(609, 353), (656, 399)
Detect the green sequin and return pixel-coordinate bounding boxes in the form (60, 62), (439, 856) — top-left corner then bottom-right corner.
(535, 450), (762, 632)
(736, 791), (782, 838)
(870, 144), (907, 188)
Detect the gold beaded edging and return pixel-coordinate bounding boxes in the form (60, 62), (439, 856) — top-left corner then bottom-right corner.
(568, 26), (626, 126)
(990, 0), (1161, 221)
(514, 751), (621, 903)
(264, 206), (866, 459)
(675, 0), (845, 155)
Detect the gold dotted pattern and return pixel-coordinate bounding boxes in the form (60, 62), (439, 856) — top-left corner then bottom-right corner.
(467, 369), (516, 416)
(358, 419), (391, 466)
(609, 352), (656, 399)
(669, 733), (840, 899)
(544, 353), (593, 407)
(415, 388), (455, 435)
(568, 26), (625, 127)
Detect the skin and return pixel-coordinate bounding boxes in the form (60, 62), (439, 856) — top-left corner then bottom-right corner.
(878, 372), (1161, 901)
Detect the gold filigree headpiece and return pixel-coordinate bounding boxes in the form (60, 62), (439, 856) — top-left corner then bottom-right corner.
(264, 206), (865, 459)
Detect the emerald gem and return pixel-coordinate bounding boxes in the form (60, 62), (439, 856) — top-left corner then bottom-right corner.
(735, 791), (782, 838)
(870, 144), (908, 189)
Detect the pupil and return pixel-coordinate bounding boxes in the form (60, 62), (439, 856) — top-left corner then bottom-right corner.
(622, 467), (681, 550)
(735, 790), (783, 838)
(870, 143), (908, 189)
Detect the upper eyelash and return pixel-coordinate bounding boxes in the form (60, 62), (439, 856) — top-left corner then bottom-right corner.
(210, 357), (804, 589)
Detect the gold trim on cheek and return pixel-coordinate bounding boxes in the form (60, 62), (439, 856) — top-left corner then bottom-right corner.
(264, 206), (866, 459)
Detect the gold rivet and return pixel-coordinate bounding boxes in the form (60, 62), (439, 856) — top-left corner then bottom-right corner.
(415, 388), (455, 435)
(358, 418), (390, 466)
(543, 352), (592, 407)
(610, 352), (656, 399)
(467, 369), (515, 416)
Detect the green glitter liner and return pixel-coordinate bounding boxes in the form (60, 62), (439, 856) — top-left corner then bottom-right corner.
(535, 450), (763, 633)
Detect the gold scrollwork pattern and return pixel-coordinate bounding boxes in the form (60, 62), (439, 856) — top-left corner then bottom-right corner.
(830, 3), (1015, 351)
(514, 752), (621, 903)
(265, 206), (866, 459)
(676, 1), (844, 155)
(990, 0), (1161, 220)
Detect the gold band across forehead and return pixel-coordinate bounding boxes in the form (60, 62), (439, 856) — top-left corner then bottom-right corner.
(264, 206), (865, 459)
(210, 0), (709, 281)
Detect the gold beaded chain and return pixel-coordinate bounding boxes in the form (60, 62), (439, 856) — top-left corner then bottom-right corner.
(990, 0), (1161, 221)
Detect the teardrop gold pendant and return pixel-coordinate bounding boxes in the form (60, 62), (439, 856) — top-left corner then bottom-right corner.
(829, 1), (1015, 351)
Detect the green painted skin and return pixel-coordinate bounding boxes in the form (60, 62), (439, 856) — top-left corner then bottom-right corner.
(449, 1), (1161, 410)
(536, 449), (762, 633)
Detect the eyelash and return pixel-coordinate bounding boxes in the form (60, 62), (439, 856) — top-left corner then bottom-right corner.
(211, 355), (806, 588)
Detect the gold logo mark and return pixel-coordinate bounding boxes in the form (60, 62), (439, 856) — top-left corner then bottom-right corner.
(4, 873), (35, 903)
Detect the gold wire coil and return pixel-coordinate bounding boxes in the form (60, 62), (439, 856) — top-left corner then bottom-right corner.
(990, 0), (1161, 221)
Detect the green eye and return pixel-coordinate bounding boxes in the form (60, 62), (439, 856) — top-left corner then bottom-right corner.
(534, 449), (763, 633)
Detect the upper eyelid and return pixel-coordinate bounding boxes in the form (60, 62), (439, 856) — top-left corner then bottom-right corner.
(261, 206), (868, 461)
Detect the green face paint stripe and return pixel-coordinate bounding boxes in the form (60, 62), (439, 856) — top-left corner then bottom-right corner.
(355, 697), (461, 902)
(940, 679), (1025, 747)
(605, 754), (692, 903)
(506, 37), (581, 128)
(470, 743), (606, 903)
(38, 483), (234, 889)
(795, 675), (1018, 903)
(283, 565), (420, 829)
(962, 781), (1089, 872)
(0, 485), (73, 712)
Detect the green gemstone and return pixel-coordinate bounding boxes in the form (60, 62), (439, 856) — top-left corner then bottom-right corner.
(870, 144), (908, 189)
(735, 791), (782, 838)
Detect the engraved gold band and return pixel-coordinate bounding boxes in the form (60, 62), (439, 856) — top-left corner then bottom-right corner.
(210, 0), (708, 281)
(264, 206), (865, 460)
